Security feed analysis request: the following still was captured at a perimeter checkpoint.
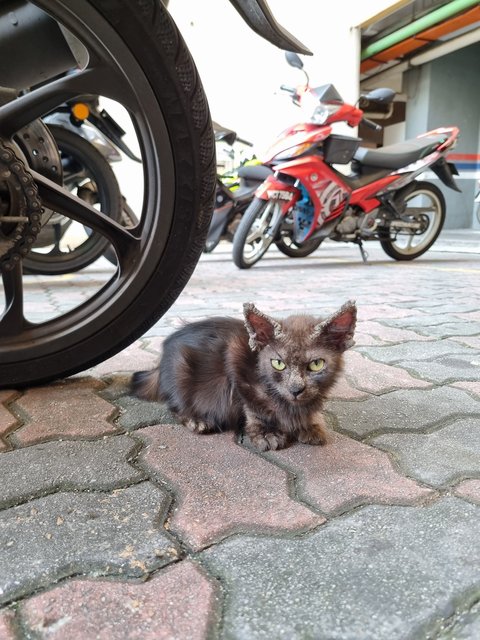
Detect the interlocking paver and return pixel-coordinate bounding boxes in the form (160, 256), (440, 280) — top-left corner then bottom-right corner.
(356, 320), (433, 344)
(20, 560), (218, 640)
(450, 335), (480, 350)
(358, 304), (425, 320)
(117, 396), (176, 431)
(455, 479), (480, 504)
(453, 381), (480, 397)
(329, 386), (480, 438)
(394, 355), (480, 384)
(0, 483), (178, 605)
(357, 339), (477, 365)
(265, 432), (432, 514)
(11, 379), (118, 445)
(382, 316), (480, 337)
(344, 350), (432, 393)
(0, 435), (145, 509)
(0, 391), (17, 451)
(201, 497), (480, 640)
(1, 236), (479, 637)
(441, 601), (480, 640)
(372, 419), (480, 486)
(89, 340), (159, 377)
(135, 425), (323, 550)
(0, 609), (15, 640)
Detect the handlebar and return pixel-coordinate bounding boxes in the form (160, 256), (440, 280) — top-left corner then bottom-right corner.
(362, 117), (383, 132)
(280, 84), (301, 106)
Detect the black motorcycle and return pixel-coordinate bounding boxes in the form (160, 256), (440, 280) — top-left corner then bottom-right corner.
(205, 122), (272, 252)
(23, 96), (140, 274)
(0, 0), (310, 388)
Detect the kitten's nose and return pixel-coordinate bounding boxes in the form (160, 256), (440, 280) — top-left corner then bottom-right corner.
(291, 385), (306, 399)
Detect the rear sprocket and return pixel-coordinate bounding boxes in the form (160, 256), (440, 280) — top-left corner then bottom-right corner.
(0, 140), (43, 271)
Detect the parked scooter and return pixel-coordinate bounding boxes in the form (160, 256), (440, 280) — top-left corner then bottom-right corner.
(232, 52), (460, 268)
(205, 122), (272, 252)
(23, 97), (139, 274)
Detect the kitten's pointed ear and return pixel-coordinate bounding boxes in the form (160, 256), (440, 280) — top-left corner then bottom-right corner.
(314, 300), (357, 351)
(243, 303), (282, 351)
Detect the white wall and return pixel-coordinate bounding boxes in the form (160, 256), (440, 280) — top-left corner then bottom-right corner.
(168, 0), (400, 156)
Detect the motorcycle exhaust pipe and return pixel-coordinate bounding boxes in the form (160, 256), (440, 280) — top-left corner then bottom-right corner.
(0, 1), (81, 90)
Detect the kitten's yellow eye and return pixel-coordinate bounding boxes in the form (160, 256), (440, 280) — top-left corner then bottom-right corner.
(271, 359), (286, 371)
(308, 358), (325, 372)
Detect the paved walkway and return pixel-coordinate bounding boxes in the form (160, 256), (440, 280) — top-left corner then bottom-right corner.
(1, 231), (480, 639)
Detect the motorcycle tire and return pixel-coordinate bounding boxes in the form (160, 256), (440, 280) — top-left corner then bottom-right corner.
(22, 124), (122, 275)
(0, 0), (215, 388)
(232, 197), (279, 269)
(275, 235), (323, 258)
(379, 181), (445, 261)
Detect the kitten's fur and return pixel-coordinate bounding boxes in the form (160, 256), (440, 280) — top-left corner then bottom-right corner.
(131, 301), (356, 451)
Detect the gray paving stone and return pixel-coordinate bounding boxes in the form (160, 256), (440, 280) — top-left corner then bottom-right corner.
(0, 483), (178, 605)
(371, 419), (480, 486)
(382, 316), (480, 338)
(437, 600), (480, 639)
(0, 436), (145, 509)
(397, 355), (480, 384)
(328, 386), (480, 438)
(114, 395), (177, 431)
(201, 498), (480, 640)
(357, 339), (477, 365)
(102, 379), (177, 430)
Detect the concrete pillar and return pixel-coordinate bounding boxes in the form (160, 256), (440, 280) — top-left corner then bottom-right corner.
(404, 42), (480, 228)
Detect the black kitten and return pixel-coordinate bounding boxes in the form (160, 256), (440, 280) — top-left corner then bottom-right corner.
(132, 301), (356, 451)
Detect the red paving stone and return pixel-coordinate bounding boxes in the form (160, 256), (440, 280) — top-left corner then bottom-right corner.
(0, 391), (17, 452)
(0, 609), (15, 639)
(89, 340), (159, 377)
(328, 376), (369, 401)
(454, 479), (480, 504)
(452, 381), (480, 397)
(136, 425), (323, 550)
(358, 305), (424, 321)
(344, 350), (432, 394)
(12, 379), (118, 445)
(267, 432), (432, 515)
(20, 560), (217, 640)
(356, 320), (433, 344)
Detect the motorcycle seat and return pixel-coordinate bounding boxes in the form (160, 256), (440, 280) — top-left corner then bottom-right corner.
(353, 134), (446, 170)
(230, 164), (273, 203)
(237, 164), (273, 181)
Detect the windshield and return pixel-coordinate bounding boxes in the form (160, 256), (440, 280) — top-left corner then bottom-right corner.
(310, 84), (344, 104)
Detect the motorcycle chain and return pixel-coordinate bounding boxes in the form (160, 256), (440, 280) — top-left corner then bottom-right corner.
(0, 140), (43, 271)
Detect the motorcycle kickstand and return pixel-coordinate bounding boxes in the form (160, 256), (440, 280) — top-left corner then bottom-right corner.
(354, 239), (370, 264)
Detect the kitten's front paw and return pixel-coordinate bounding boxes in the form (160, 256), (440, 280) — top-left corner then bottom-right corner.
(298, 421), (329, 446)
(251, 431), (288, 452)
(182, 418), (214, 434)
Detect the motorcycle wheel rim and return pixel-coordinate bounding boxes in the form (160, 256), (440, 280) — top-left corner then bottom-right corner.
(0, 1), (176, 362)
(241, 200), (278, 266)
(388, 188), (443, 256)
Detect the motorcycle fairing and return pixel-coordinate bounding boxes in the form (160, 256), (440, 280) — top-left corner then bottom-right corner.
(228, 0), (312, 55)
(267, 157), (350, 238)
(264, 124), (331, 163)
(255, 174), (300, 214)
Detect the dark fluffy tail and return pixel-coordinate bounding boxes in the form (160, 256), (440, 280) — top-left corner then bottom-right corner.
(131, 369), (161, 401)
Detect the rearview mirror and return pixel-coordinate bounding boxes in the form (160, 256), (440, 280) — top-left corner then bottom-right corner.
(285, 51), (303, 70)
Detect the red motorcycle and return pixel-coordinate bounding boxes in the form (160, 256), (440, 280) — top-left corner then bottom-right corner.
(232, 52), (460, 268)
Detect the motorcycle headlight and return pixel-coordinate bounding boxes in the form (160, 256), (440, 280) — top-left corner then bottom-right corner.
(311, 104), (340, 124)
